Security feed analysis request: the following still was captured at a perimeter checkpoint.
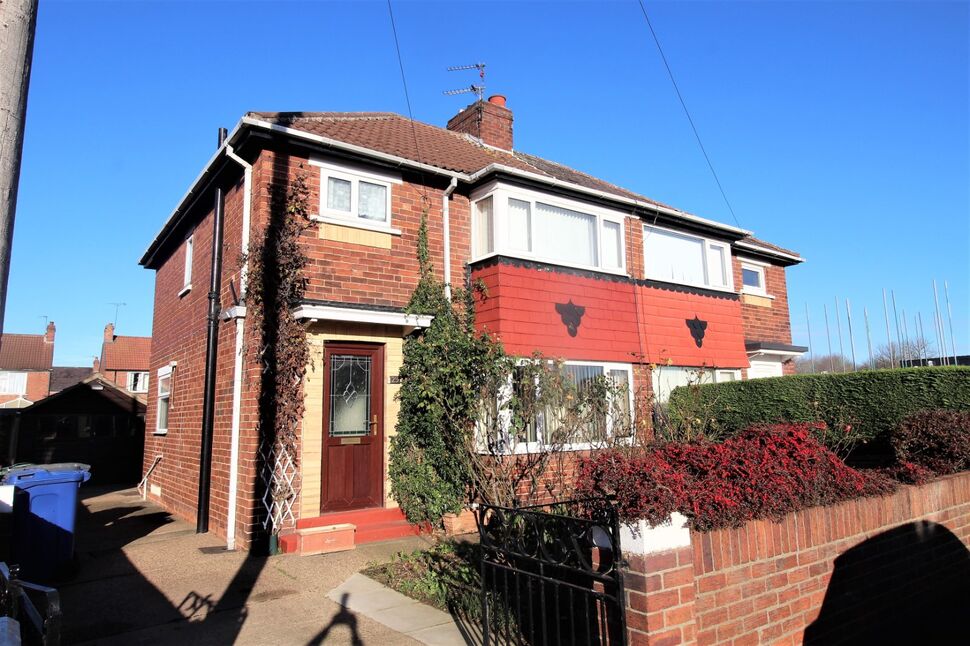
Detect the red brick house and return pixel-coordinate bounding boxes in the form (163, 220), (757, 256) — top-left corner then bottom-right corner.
(96, 323), (151, 400)
(138, 97), (804, 551)
(0, 322), (55, 408)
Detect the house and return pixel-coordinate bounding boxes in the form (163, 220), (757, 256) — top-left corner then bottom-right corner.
(0, 322), (55, 408)
(138, 96), (805, 551)
(49, 366), (95, 395)
(96, 323), (151, 400)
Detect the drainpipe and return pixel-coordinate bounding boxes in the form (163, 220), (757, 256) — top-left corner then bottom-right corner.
(222, 143), (252, 551)
(442, 177), (458, 300)
(197, 127), (228, 534)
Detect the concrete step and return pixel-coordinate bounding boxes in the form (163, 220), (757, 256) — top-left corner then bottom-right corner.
(280, 523), (356, 555)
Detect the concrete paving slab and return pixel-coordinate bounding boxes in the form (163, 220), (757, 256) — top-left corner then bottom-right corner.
(369, 601), (454, 633)
(409, 623), (472, 646)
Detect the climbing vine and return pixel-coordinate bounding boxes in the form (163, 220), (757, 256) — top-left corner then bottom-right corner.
(246, 169), (313, 534)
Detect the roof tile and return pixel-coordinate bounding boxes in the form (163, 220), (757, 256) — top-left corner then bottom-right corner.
(0, 334), (54, 371)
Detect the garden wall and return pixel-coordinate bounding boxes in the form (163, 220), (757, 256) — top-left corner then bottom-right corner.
(622, 471), (970, 645)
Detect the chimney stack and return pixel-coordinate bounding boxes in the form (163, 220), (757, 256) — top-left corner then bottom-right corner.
(104, 322), (115, 343)
(93, 356), (101, 373)
(446, 95), (513, 151)
(44, 321), (55, 343)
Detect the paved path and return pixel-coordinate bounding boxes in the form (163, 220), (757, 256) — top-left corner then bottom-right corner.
(328, 573), (467, 645)
(58, 486), (455, 645)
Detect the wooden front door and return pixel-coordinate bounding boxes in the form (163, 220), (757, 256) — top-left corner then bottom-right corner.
(321, 343), (384, 512)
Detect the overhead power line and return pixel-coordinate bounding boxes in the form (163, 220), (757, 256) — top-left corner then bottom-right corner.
(636, 0), (743, 230)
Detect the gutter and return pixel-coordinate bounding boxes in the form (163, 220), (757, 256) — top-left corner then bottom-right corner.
(734, 240), (804, 264)
(221, 143), (253, 551)
(442, 177), (458, 299)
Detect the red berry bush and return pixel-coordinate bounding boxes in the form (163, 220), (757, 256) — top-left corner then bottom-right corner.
(577, 424), (896, 531)
(891, 409), (970, 475)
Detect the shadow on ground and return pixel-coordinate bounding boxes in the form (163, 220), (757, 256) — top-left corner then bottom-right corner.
(804, 520), (970, 644)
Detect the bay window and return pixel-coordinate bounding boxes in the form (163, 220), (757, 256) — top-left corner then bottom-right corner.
(472, 184), (626, 273)
(643, 224), (733, 290)
(651, 365), (740, 404)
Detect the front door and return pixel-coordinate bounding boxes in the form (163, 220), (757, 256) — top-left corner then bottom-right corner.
(321, 343), (384, 512)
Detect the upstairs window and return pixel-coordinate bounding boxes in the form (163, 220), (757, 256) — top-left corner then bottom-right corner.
(127, 371), (149, 393)
(643, 225), (732, 290)
(315, 161), (396, 227)
(472, 184), (626, 273)
(0, 371), (27, 395)
(741, 262), (767, 296)
(181, 233), (194, 295)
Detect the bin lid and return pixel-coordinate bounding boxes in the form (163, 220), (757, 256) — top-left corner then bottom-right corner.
(1, 463), (91, 487)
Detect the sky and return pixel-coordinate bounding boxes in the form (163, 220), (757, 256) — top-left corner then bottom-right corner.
(7, 0), (969, 367)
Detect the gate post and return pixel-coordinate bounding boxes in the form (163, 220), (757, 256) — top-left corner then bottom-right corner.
(620, 513), (698, 645)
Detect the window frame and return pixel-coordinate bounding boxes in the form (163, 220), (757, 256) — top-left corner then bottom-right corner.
(470, 182), (628, 275)
(127, 371), (150, 393)
(642, 223), (735, 292)
(179, 233), (194, 297)
(155, 365), (172, 435)
(740, 260), (768, 296)
(493, 359), (635, 455)
(651, 365), (741, 404)
(309, 158), (401, 232)
(0, 371), (28, 396)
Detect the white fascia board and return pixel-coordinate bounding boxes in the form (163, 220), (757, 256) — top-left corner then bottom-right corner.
(747, 349), (806, 359)
(735, 240), (804, 264)
(292, 304), (432, 332)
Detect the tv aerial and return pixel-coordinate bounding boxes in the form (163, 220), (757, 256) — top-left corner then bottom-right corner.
(443, 63), (486, 102)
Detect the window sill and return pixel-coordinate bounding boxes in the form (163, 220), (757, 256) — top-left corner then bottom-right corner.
(741, 288), (774, 299)
(470, 251), (629, 279)
(152, 430), (168, 436)
(311, 214), (401, 236)
(178, 284), (192, 298)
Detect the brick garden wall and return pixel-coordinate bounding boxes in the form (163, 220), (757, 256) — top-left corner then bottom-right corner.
(623, 472), (970, 645)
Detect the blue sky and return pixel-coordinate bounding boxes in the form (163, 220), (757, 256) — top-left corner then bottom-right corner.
(8, 0), (968, 366)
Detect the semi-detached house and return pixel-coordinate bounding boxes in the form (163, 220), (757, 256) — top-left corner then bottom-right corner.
(138, 96), (806, 552)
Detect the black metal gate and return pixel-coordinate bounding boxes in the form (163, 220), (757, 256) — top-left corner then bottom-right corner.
(475, 500), (627, 646)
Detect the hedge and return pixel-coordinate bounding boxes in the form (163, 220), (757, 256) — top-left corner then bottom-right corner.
(666, 366), (970, 447)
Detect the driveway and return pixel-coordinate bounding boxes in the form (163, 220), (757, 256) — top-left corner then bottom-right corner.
(58, 486), (436, 645)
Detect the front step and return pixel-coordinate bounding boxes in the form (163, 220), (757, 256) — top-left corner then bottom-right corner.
(280, 523), (356, 555)
(295, 507), (427, 546)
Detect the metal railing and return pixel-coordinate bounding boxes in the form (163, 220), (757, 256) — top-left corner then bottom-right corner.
(476, 499), (627, 646)
(0, 562), (61, 645)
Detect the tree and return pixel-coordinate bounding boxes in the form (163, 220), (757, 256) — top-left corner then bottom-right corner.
(870, 339), (936, 369)
(795, 353), (851, 374)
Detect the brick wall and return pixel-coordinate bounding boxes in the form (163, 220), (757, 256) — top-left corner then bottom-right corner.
(733, 256), (793, 345)
(623, 472), (970, 645)
(0, 370), (49, 405)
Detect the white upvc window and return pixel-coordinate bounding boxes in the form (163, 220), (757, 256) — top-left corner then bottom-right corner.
(0, 371), (27, 395)
(740, 261), (768, 296)
(310, 159), (400, 230)
(127, 371), (149, 393)
(156, 365), (172, 435)
(489, 360), (635, 454)
(180, 233), (194, 296)
(651, 365), (741, 404)
(471, 183), (627, 274)
(643, 224), (734, 291)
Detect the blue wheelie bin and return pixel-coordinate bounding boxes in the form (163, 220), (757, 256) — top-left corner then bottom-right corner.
(2, 463), (91, 582)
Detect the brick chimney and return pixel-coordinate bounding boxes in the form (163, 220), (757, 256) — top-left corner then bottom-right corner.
(44, 321), (56, 343)
(93, 356), (101, 373)
(104, 322), (115, 343)
(447, 95), (513, 151)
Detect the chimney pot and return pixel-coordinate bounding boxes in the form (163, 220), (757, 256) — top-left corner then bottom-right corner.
(488, 95), (507, 108)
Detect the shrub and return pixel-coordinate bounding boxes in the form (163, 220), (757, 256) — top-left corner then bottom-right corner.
(577, 424), (896, 531)
(891, 409), (970, 475)
(665, 367), (970, 452)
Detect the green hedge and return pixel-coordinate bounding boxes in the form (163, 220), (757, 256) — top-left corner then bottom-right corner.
(667, 367), (970, 446)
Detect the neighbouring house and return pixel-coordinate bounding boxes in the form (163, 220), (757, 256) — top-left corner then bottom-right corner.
(8, 374), (145, 484)
(97, 323), (152, 400)
(49, 366), (95, 395)
(0, 322), (56, 409)
(138, 96), (805, 551)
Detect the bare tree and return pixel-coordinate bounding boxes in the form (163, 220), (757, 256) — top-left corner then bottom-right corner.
(870, 338), (935, 369)
(795, 353), (850, 374)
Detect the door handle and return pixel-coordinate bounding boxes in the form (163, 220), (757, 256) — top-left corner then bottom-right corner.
(369, 415), (378, 435)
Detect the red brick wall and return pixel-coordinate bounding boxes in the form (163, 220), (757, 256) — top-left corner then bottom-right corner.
(624, 472), (970, 645)
(734, 257), (793, 345)
(446, 99), (514, 150)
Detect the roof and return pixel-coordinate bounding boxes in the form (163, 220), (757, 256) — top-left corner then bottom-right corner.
(0, 334), (54, 371)
(101, 336), (151, 371)
(23, 374), (146, 415)
(50, 367), (95, 393)
(736, 235), (803, 265)
(142, 108), (803, 266)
